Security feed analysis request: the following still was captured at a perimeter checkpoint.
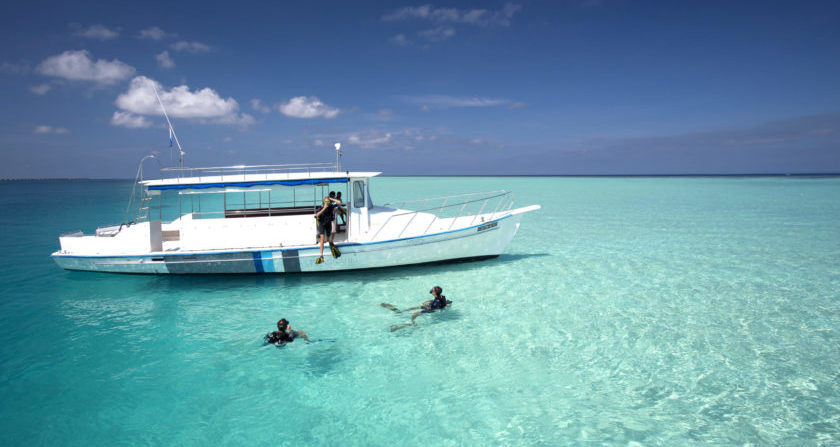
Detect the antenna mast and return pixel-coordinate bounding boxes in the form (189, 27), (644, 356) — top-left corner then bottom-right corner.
(152, 84), (185, 175)
(335, 142), (342, 172)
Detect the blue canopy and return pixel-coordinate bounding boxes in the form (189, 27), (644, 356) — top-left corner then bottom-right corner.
(147, 177), (349, 191)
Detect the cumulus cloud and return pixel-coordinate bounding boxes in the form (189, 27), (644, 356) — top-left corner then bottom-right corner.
(277, 96), (339, 119)
(250, 98), (271, 114)
(33, 125), (69, 134)
(418, 27), (456, 42)
(74, 24), (120, 40)
(110, 111), (153, 128)
(113, 76), (254, 127)
(37, 50), (135, 84)
(348, 131), (393, 148)
(170, 41), (212, 53)
(29, 84), (52, 95)
(139, 26), (175, 40)
(155, 51), (175, 69)
(383, 3), (521, 27)
(401, 94), (510, 108)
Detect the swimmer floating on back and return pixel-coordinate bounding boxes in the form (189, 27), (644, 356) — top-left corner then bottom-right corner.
(382, 286), (450, 332)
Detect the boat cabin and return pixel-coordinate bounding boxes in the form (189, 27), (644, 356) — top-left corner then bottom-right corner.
(137, 164), (379, 252)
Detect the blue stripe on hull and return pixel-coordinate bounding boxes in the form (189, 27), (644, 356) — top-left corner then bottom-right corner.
(253, 252), (264, 273)
(261, 251), (275, 273)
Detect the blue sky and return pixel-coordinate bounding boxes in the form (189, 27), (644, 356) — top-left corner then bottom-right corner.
(1, 0), (838, 177)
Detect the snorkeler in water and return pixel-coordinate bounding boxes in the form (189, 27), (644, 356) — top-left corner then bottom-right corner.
(264, 318), (310, 346)
(382, 286), (450, 331)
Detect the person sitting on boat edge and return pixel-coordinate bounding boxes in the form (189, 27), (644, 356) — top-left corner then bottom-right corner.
(328, 192), (342, 247)
(335, 191), (346, 227)
(314, 195), (341, 264)
(264, 318), (310, 346)
(382, 286), (450, 331)
(329, 191), (340, 236)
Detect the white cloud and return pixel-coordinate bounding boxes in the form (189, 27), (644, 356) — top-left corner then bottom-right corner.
(401, 94), (509, 108)
(75, 24), (120, 40)
(37, 50), (135, 84)
(277, 96), (339, 119)
(223, 136), (233, 143)
(170, 41), (212, 53)
(315, 128), (441, 150)
(33, 125), (69, 134)
(110, 111), (153, 128)
(383, 5), (449, 22)
(391, 33), (410, 45)
(214, 113), (256, 127)
(114, 76), (254, 127)
(347, 131), (393, 148)
(155, 51), (175, 69)
(250, 98), (271, 114)
(29, 84), (52, 95)
(418, 26), (456, 42)
(139, 26), (174, 40)
(383, 3), (521, 27)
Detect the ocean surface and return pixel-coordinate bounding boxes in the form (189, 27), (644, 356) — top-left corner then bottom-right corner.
(1, 176), (839, 446)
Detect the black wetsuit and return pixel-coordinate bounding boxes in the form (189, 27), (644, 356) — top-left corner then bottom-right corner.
(265, 330), (296, 345)
(422, 295), (446, 313)
(316, 203), (334, 236)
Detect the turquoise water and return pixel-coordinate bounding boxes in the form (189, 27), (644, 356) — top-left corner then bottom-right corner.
(1, 177), (839, 445)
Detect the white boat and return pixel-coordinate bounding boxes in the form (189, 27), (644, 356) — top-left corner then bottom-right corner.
(51, 162), (540, 274)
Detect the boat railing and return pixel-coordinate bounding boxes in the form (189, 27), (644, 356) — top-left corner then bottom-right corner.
(372, 190), (515, 240)
(159, 162), (338, 182)
(382, 190), (508, 210)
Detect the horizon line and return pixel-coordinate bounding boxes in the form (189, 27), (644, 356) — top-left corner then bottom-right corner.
(3, 172), (840, 181)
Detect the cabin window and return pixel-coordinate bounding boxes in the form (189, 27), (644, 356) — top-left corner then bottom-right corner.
(353, 180), (366, 209)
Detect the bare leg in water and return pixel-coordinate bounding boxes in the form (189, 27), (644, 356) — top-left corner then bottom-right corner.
(381, 303), (400, 312)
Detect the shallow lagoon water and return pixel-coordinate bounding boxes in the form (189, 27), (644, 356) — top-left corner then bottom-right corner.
(1, 176), (839, 445)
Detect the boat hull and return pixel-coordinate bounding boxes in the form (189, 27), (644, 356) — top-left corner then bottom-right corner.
(52, 214), (523, 274)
